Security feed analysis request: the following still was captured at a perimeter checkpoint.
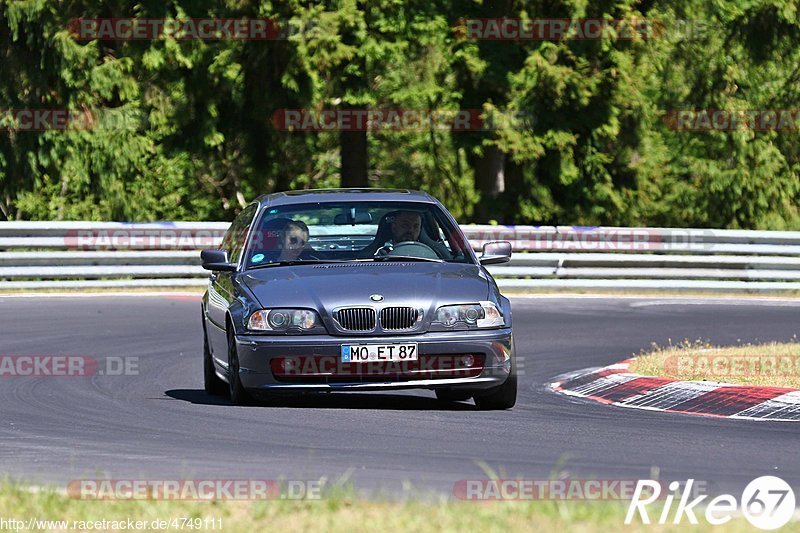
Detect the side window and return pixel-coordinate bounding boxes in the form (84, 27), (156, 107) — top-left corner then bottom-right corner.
(222, 204), (258, 265)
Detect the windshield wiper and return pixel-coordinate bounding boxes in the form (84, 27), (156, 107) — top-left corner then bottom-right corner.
(248, 256), (446, 269)
(370, 255), (445, 263)
(247, 259), (346, 269)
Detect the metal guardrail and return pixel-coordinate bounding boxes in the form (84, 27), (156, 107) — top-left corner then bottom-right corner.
(1, 222), (800, 292)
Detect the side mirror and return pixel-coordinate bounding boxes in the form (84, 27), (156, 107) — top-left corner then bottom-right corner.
(479, 241), (512, 265)
(201, 249), (237, 271)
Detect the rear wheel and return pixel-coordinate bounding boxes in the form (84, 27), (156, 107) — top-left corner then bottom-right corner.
(474, 374), (517, 410)
(203, 329), (226, 396)
(435, 389), (473, 402)
(227, 328), (253, 406)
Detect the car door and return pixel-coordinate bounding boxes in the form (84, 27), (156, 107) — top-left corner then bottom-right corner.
(205, 203), (259, 364)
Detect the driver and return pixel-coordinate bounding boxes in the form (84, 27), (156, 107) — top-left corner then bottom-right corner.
(379, 211), (451, 259)
(391, 211), (423, 243)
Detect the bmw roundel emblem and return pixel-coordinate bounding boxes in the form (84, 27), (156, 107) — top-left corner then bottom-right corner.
(370, 294), (384, 302)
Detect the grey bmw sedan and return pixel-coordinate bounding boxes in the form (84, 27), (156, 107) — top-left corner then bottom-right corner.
(200, 189), (516, 409)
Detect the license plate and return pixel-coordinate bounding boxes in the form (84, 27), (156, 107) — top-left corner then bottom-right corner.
(341, 343), (418, 363)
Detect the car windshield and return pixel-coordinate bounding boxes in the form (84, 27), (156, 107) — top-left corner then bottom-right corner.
(243, 201), (473, 268)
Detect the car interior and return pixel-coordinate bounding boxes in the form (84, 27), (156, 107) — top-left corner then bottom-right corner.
(246, 205), (469, 265)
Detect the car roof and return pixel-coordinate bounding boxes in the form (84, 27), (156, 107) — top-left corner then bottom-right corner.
(254, 188), (438, 207)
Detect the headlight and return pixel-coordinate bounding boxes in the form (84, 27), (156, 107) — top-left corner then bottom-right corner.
(432, 301), (504, 329)
(248, 309), (321, 332)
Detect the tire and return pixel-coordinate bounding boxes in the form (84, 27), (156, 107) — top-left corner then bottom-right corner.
(474, 374), (517, 410)
(435, 389), (473, 402)
(227, 328), (253, 406)
(203, 329), (227, 396)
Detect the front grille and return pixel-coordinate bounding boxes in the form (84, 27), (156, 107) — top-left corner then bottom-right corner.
(380, 307), (418, 330)
(336, 307), (376, 331)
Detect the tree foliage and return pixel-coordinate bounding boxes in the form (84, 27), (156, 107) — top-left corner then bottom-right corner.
(0, 0), (797, 228)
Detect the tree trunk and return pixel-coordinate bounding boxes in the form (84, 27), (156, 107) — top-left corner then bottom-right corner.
(472, 145), (506, 221)
(339, 105), (369, 188)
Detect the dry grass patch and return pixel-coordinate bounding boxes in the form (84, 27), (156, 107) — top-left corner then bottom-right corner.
(629, 340), (800, 388)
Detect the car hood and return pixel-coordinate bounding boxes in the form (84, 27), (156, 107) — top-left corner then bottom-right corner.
(241, 261), (491, 316)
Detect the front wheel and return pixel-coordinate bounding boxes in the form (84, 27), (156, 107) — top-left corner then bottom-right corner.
(474, 374), (517, 410)
(227, 329), (253, 406)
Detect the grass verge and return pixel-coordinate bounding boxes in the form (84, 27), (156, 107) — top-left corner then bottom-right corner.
(628, 340), (800, 388)
(0, 481), (766, 532)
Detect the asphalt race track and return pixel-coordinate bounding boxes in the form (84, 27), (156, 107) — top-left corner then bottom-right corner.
(1, 294), (799, 496)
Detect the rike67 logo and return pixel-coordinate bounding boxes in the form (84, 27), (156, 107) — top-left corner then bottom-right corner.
(626, 477), (796, 530)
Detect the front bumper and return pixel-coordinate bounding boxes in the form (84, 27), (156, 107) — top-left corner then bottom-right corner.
(233, 328), (513, 393)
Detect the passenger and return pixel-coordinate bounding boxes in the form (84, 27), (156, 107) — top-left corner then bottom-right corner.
(277, 220), (310, 262)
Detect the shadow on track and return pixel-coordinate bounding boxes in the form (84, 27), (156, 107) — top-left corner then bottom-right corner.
(164, 389), (477, 411)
